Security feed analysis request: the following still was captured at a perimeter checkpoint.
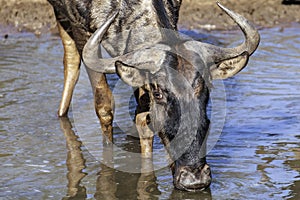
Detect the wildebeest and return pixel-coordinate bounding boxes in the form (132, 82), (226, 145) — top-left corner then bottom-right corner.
(47, 0), (259, 191)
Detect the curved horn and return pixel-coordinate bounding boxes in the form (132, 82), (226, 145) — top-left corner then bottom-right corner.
(82, 12), (170, 74)
(184, 2), (260, 75)
(82, 11), (119, 73)
(217, 2), (260, 57)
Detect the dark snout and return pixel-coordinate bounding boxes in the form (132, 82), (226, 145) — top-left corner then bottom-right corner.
(173, 164), (211, 191)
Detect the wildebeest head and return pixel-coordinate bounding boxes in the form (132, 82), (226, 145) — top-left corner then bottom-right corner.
(82, 3), (260, 191)
(115, 50), (214, 191)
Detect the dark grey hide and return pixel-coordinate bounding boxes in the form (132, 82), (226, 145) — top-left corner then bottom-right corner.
(47, 0), (181, 54)
(147, 51), (211, 191)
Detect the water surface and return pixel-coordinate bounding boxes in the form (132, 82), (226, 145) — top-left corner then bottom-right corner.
(1, 25), (300, 199)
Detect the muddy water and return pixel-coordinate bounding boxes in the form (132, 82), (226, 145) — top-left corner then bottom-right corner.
(1, 25), (300, 199)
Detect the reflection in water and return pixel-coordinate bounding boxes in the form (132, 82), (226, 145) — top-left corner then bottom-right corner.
(169, 189), (212, 200)
(59, 117), (164, 200)
(256, 144), (300, 200)
(95, 160), (117, 200)
(136, 158), (161, 200)
(60, 116), (212, 199)
(285, 147), (300, 200)
(60, 117), (87, 199)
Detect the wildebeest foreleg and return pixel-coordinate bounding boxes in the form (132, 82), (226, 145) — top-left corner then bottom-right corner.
(57, 22), (80, 117)
(134, 88), (153, 158)
(91, 73), (114, 143)
(136, 111), (153, 158)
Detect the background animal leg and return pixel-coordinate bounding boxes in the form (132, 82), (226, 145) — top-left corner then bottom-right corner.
(57, 22), (80, 117)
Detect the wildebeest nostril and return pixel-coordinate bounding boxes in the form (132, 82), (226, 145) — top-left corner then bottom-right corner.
(202, 164), (211, 175)
(175, 164), (212, 191)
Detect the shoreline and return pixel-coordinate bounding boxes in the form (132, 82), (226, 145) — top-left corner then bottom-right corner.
(0, 0), (300, 36)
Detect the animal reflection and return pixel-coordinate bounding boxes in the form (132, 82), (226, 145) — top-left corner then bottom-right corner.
(59, 117), (160, 199)
(60, 117), (87, 199)
(59, 117), (212, 199)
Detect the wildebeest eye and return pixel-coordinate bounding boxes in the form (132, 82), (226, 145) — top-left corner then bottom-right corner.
(153, 91), (163, 100)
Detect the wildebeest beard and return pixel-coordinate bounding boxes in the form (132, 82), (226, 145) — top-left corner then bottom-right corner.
(149, 53), (211, 169)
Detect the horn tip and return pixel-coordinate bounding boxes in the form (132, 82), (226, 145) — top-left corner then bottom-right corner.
(216, 2), (231, 15)
(216, 1), (224, 8)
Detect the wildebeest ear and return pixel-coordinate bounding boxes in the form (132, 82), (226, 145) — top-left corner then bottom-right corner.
(210, 52), (249, 79)
(115, 61), (148, 87)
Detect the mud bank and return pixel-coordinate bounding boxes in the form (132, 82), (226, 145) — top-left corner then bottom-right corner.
(0, 0), (300, 35)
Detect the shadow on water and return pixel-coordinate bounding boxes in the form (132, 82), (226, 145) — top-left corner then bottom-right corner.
(1, 24), (300, 199)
